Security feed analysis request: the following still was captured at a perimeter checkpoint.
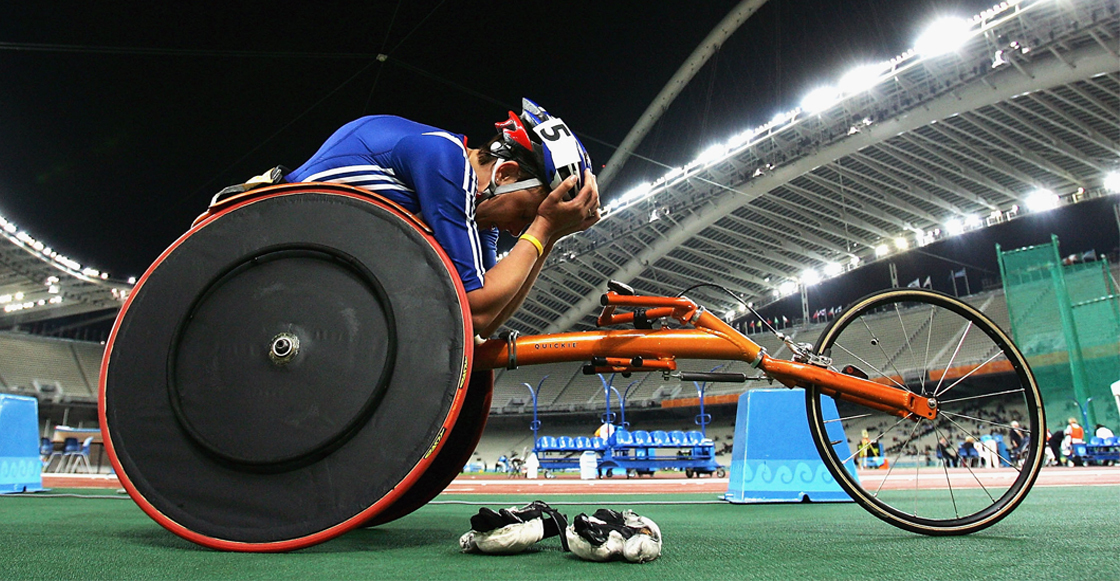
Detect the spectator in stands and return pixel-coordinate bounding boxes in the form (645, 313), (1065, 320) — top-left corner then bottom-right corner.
(1008, 421), (1025, 454)
(1008, 420), (1028, 466)
(937, 437), (958, 468)
(1048, 428), (1065, 466)
(1095, 424), (1115, 439)
(1066, 418), (1085, 443)
(858, 431), (880, 468)
(959, 436), (979, 468)
(284, 99), (599, 338)
(1062, 418), (1084, 460)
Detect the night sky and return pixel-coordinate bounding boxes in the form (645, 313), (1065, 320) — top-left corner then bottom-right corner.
(0, 0), (1063, 281)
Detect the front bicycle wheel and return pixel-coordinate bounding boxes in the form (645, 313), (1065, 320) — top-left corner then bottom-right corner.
(805, 289), (1044, 535)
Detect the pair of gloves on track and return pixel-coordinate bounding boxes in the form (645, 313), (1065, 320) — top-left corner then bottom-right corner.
(459, 501), (661, 563)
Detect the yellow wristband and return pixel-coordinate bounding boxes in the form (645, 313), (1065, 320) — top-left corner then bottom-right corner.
(519, 233), (544, 257)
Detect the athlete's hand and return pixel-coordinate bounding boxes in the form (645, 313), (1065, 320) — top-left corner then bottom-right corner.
(535, 170), (599, 241)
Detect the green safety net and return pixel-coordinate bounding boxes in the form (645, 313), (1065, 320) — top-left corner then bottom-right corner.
(998, 235), (1120, 432)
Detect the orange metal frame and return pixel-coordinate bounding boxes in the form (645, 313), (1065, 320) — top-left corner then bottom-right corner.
(198, 183), (935, 422)
(476, 291), (937, 421)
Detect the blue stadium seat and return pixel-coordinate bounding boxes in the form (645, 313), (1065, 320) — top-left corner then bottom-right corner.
(669, 430), (686, 446)
(614, 430), (633, 446)
(633, 431), (651, 445)
(591, 437), (606, 450)
(574, 436), (592, 450)
(686, 431), (703, 445)
(1089, 437), (1104, 446)
(558, 436), (575, 450)
(651, 431), (669, 446)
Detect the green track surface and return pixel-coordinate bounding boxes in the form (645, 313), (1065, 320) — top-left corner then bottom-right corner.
(2, 487), (1116, 580)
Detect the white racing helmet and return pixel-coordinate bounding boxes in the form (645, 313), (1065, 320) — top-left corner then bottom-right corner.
(481, 98), (593, 202)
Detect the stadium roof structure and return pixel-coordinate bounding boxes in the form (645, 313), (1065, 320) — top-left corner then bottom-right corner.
(0, 1), (1116, 340)
(0, 213), (132, 328)
(509, 0), (1120, 335)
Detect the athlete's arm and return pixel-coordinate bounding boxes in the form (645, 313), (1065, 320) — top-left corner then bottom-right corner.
(469, 172), (599, 336)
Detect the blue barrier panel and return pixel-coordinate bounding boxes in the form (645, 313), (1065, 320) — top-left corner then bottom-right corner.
(724, 388), (854, 503)
(0, 394), (45, 494)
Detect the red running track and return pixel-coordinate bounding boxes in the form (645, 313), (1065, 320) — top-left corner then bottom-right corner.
(41, 466), (1120, 494)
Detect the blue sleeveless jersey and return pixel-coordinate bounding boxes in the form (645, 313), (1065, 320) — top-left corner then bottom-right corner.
(286, 115), (498, 292)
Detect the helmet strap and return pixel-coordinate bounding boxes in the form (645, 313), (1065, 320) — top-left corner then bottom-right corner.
(476, 160), (543, 205)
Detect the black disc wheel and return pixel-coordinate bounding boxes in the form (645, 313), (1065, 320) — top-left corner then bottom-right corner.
(805, 289), (1045, 535)
(100, 184), (474, 551)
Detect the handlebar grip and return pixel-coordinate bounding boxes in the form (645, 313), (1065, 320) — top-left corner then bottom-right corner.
(679, 372), (748, 383)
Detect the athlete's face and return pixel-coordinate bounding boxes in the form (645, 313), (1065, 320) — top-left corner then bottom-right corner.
(476, 187), (549, 235)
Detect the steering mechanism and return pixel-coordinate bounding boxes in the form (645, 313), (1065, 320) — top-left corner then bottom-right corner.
(774, 332), (832, 368)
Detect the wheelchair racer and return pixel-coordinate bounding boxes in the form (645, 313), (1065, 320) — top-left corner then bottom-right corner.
(285, 98), (599, 337)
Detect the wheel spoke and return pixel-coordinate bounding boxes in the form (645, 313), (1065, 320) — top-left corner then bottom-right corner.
(825, 412), (873, 424)
(939, 411), (1025, 472)
(935, 350), (1006, 398)
(921, 305), (936, 394)
(832, 341), (910, 391)
(861, 313), (910, 388)
(939, 410), (1030, 435)
(942, 415), (999, 503)
(933, 424), (961, 519)
(933, 321), (973, 397)
(872, 419), (922, 498)
(839, 414), (912, 465)
(938, 388), (1025, 406)
(891, 303), (921, 390)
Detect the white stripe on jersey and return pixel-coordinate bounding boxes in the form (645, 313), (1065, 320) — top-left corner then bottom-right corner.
(422, 131), (467, 152)
(304, 164), (398, 182)
(348, 183), (415, 194)
(423, 131), (486, 287)
(329, 174), (414, 191)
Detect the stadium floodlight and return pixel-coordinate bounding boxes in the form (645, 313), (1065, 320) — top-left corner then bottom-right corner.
(915, 17), (972, 57)
(696, 143), (727, 166)
(801, 268), (821, 286)
(964, 214), (982, 229)
(779, 281), (799, 296)
(770, 110), (797, 128)
(618, 183), (651, 206)
(839, 63), (886, 95)
(874, 244), (890, 258)
(801, 86), (840, 113)
(1104, 171), (1120, 193)
(823, 262), (843, 277)
(727, 128), (757, 149)
(849, 256), (861, 267)
(894, 237), (909, 251)
(945, 218), (965, 236)
(1025, 189), (1059, 212)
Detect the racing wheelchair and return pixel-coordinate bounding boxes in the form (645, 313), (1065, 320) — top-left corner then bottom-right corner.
(99, 183), (1045, 551)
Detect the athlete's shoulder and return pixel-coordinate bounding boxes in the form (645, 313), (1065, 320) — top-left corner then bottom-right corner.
(339, 115), (442, 138)
(392, 126), (469, 163)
